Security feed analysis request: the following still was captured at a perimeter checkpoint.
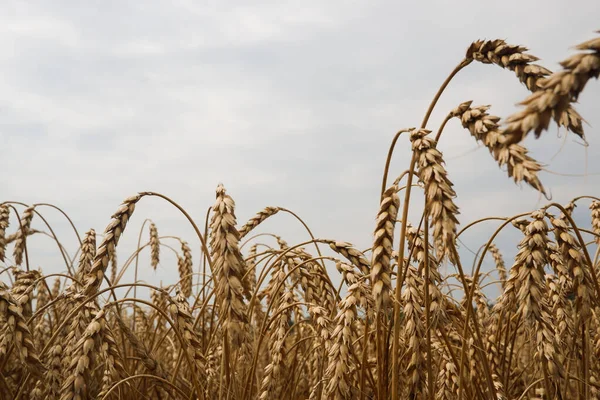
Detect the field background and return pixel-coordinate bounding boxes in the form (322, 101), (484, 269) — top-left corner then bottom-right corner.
(1, 1), (600, 399)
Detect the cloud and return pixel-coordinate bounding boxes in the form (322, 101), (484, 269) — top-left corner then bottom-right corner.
(1, 0), (599, 297)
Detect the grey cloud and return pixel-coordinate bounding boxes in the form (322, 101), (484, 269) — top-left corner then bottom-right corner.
(1, 0), (599, 297)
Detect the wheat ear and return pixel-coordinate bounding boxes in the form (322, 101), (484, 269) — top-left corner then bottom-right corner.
(504, 32), (600, 144)
(0, 204), (9, 262)
(83, 195), (141, 297)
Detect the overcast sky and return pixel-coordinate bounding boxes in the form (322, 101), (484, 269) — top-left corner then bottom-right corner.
(1, 1), (599, 297)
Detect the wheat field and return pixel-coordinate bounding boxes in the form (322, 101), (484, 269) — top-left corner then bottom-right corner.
(1, 31), (599, 400)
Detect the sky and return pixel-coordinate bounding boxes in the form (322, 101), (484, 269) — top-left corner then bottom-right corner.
(1, 0), (599, 299)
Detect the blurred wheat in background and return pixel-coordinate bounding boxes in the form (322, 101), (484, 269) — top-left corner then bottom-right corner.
(0, 31), (599, 400)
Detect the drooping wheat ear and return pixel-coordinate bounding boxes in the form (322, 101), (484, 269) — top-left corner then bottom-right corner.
(488, 244), (507, 288)
(209, 184), (249, 347)
(325, 282), (363, 400)
(590, 201), (600, 242)
(83, 194), (141, 297)
(410, 128), (459, 261)
(451, 102), (545, 194)
(0, 204), (9, 261)
(0, 283), (45, 376)
(325, 240), (371, 275)
(503, 32), (600, 144)
(402, 265), (426, 398)
(238, 206), (281, 239)
(550, 214), (592, 319)
(465, 38), (585, 143)
(371, 184), (399, 311)
(179, 240), (193, 297)
(466, 39), (552, 91)
(75, 229), (96, 286)
(149, 222), (160, 270)
(13, 205), (35, 266)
